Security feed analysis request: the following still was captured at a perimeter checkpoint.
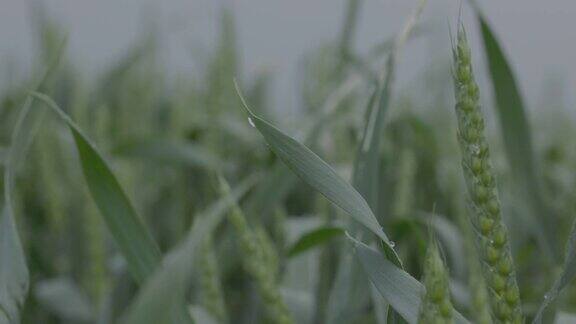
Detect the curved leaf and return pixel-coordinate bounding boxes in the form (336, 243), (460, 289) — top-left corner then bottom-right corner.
(235, 83), (392, 249)
(32, 93), (161, 284)
(245, 76), (362, 220)
(32, 92), (195, 323)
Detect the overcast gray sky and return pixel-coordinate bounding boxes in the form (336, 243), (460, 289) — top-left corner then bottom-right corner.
(1, 0), (575, 112)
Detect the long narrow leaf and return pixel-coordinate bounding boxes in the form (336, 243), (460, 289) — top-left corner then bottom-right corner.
(246, 75), (362, 220)
(235, 83), (391, 248)
(31, 93), (161, 283)
(32, 92), (196, 323)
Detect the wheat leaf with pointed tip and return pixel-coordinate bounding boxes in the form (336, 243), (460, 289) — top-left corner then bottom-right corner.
(246, 75), (362, 221)
(32, 92), (195, 323)
(235, 82), (396, 256)
(31, 92), (162, 283)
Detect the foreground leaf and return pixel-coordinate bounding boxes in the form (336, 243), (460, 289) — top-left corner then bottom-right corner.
(245, 76), (362, 221)
(235, 83), (393, 250)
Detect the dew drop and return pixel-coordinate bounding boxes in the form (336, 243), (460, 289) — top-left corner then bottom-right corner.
(470, 144), (481, 155)
(544, 294), (549, 300)
(248, 117), (256, 128)
(389, 241), (396, 248)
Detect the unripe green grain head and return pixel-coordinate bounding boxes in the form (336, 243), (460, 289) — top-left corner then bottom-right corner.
(452, 25), (522, 324)
(418, 239), (453, 324)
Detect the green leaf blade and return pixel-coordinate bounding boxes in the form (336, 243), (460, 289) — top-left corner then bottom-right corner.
(32, 92), (193, 323)
(238, 92), (389, 246)
(70, 129), (162, 283)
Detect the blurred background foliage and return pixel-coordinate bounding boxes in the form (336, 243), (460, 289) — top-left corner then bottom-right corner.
(1, 1), (576, 323)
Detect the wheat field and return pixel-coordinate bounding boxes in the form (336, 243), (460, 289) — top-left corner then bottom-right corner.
(1, 1), (576, 324)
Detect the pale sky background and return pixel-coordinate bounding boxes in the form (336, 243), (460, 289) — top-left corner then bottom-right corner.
(1, 0), (575, 113)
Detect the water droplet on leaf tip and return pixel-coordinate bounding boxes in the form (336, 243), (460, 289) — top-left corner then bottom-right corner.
(470, 144), (480, 155)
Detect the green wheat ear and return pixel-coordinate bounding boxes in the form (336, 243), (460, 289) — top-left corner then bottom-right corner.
(199, 234), (229, 323)
(452, 25), (522, 323)
(218, 176), (293, 324)
(455, 198), (492, 324)
(418, 238), (453, 324)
